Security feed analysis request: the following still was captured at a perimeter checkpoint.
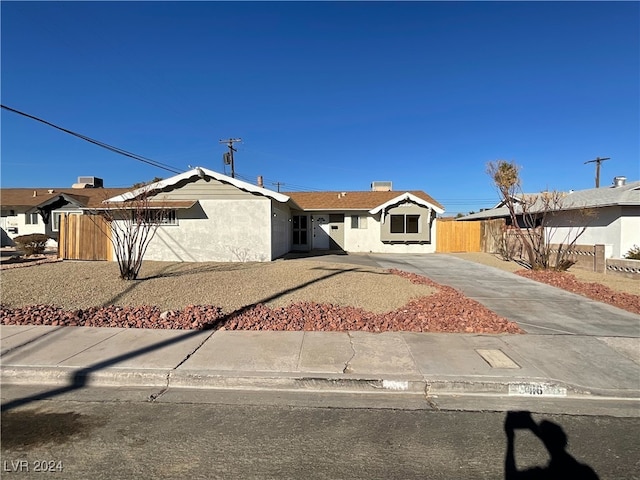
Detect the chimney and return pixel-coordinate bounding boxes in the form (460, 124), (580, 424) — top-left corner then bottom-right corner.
(72, 176), (104, 189)
(33, 190), (37, 197)
(371, 181), (392, 192)
(613, 176), (626, 187)
(257, 175), (264, 187)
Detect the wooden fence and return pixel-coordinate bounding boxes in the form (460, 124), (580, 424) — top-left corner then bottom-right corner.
(58, 214), (113, 261)
(436, 218), (506, 253)
(436, 219), (482, 252)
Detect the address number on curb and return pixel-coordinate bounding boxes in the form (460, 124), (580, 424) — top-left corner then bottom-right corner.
(508, 383), (567, 397)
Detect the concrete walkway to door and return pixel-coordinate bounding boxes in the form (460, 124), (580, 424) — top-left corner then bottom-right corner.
(367, 253), (640, 337)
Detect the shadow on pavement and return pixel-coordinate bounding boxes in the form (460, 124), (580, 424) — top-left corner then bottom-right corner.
(504, 410), (599, 479)
(1, 267), (356, 412)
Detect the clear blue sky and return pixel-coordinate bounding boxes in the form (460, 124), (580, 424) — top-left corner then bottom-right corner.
(2, 1), (638, 215)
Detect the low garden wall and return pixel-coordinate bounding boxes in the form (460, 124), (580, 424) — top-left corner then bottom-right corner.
(550, 243), (639, 279)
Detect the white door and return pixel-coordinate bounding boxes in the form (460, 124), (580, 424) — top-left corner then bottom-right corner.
(312, 215), (330, 249)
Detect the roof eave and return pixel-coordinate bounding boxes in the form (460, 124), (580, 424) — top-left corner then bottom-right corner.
(105, 168), (290, 204)
(369, 192), (445, 215)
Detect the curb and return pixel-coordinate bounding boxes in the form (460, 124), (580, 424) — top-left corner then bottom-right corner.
(1, 366), (170, 388)
(3, 366), (639, 401)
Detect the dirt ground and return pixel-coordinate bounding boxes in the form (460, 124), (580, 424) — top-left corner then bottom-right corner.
(0, 259), (436, 314)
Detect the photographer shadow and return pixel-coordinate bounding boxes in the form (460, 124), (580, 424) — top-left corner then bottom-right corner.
(504, 411), (599, 480)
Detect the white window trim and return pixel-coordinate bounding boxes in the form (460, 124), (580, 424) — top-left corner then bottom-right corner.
(25, 213), (39, 225)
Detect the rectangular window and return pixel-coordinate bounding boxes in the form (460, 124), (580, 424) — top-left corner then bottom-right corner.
(351, 216), (367, 229)
(406, 215), (419, 233)
(158, 210), (177, 225)
(390, 214), (420, 234)
(390, 215), (405, 233)
(25, 213), (39, 225)
(52, 212), (63, 231)
(134, 209), (178, 225)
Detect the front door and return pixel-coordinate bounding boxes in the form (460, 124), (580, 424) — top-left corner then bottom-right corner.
(328, 214), (345, 250)
(292, 215), (309, 251)
(312, 215), (330, 249)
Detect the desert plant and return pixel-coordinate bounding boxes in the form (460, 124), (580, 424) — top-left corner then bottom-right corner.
(13, 233), (51, 256)
(487, 160), (593, 271)
(624, 245), (640, 260)
(88, 186), (168, 280)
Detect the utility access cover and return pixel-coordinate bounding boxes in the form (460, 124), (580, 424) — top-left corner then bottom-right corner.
(476, 349), (520, 369)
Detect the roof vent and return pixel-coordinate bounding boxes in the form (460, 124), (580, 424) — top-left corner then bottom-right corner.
(371, 181), (392, 192)
(73, 176), (104, 189)
(613, 176), (626, 187)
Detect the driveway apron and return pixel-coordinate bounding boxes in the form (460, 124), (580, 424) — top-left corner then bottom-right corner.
(369, 253), (640, 337)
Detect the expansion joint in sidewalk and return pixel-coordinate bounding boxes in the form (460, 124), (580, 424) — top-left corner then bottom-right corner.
(149, 330), (217, 402)
(343, 332), (356, 374)
(424, 384), (440, 411)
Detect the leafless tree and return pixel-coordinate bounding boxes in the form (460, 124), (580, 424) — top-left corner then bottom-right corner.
(90, 187), (168, 280)
(487, 160), (593, 270)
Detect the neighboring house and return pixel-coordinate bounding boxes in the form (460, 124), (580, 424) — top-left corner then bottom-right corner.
(457, 177), (640, 258)
(0, 177), (129, 246)
(1, 168), (445, 260)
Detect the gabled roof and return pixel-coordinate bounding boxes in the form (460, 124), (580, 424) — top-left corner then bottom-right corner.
(105, 167), (290, 204)
(0, 188), (130, 210)
(369, 192), (445, 215)
(458, 180), (640, 221)
(561, 180), (640, 209)
(286, 190), (444, 212)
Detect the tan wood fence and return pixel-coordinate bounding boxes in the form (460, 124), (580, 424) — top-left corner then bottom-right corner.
(436, 219), (482, 252)
(58, 214), (113, 261)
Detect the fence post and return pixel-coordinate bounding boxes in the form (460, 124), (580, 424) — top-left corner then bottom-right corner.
(594, 244), (605, 273)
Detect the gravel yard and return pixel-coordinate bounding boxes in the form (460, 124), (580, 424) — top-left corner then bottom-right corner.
(0, 260), (434, 313)
(0, 258), (522, 333)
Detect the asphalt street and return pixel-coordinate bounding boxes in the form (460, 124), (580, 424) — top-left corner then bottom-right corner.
(1, 393), (638, 480)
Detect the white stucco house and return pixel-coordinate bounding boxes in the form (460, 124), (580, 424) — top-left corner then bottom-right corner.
(1, 168), (445, 261)
(457, 177), (640, 258)
(102, 167), (445, 262)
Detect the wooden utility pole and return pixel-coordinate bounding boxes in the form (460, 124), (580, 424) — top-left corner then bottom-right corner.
(584, 156), (610, 188)
(272, 182), (285, 193)
(219, 138), (242, 178)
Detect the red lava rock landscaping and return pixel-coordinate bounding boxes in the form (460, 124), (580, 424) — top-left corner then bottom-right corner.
(516, 269), (640, 315)
(0, 270), (523, 334)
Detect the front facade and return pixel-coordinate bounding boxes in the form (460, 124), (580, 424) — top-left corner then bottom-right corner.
(287, 191), (443, 254)
(2, 168), (445, 261)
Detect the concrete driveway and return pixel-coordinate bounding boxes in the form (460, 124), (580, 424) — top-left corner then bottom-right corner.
(299, 252), (640, 337)
(369, 253), (640, 337)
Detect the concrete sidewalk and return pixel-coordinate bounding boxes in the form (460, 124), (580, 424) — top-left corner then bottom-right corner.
(2, 325), (639, 413)
(2, 253), (639, 415)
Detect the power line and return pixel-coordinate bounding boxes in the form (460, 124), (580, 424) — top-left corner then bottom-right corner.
(1, 104), (183, 174)
(584, 156), (611, 188)
(272, 182), (285, 193)
(219, 138), (241, 179)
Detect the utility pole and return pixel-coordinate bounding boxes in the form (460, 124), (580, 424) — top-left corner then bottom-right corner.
(584, 156), (611, 188)
(219, 138), (242, 178)
(272, 182), (285, 193)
